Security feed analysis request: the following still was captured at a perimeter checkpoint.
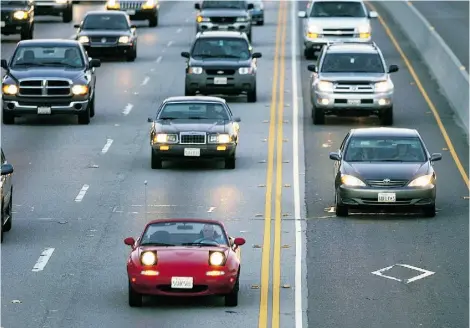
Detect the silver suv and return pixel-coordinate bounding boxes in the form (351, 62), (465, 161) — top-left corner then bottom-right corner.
(298, 0), (377, 59)
(307, 42), (399, 125)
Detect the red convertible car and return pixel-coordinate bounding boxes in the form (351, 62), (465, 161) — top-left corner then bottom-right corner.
(124, 218), (246, 307)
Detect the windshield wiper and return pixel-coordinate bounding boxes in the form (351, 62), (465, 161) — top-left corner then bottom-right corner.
(13, 62), (48, 66)
(188, 116), (208, 119)
(158, 117), (177, 120)
(380, 159), (404, 162)
(46, 62), (81, 68)
(182, 242), (218, 247)
(140, 242), (175, 246)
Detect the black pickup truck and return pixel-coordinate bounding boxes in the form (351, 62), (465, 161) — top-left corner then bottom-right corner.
(1, 0), (34, 40)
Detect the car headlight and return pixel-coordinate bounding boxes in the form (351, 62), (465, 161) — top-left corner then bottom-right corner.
(141, 251), (157, 266)
(208, 134), (231, 144)
(189, 67), (203, 74)
(78, 36), (89, 43)
(341, 174), (366, 187)
(118, 36), (130, 44)
(374, 80), (392, 93)
(71, 85), (88, 95)
(106, 0), (120, 9)
(209, 251), (225, 266)
(142, 0), (156, 9)
(154, 133), (177, 143)
(236, 16), (248, 22)
(357, 24), (370, 34)
(408, 174), (434, 187)
(306, 24), (320, 38)
(13, 11), (28, 20)
(196, 16), (210, 23)
(239, 67), (252, 74)
(317, 80), (334, 92)
(2, 84), (18, 95)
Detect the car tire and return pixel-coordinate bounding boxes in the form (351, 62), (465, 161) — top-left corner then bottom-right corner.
(247, 32), (252, 42)
(335, 193), (348, 217)
(62, 6), (73, 23)
(126, 47), (137, 62)
(224, 270), (239, 306)
(89, 95), (95, 118)
(184, 86), (195, 96)
(423, 204), (436, 218)
(256, 19), (264, 26)
(380, 107), (393, 126)
(247, 86), (257, 103)
(20, 26), (33, 40)
(3, 188), (12, 232)
(128, 282), (143, 307)
(312, 105), (325, 125)
(149, 14), (158, 27)
(225, 154), (236, 169)
(2, 112), (14, 125)
(151, 150), (162, 169)
(78, 107), (91, 125)
(304, 48), (316, 60)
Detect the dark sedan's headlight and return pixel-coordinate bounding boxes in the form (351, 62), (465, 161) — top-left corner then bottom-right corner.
(340, 174), (366, 187)
(153, 133), (178, 143)
(208, 134), (231, 144)
(408, 174), (434, 187)
(118, 36), (131, 44)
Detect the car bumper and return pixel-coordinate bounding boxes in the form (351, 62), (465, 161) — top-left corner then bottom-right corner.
(313, 90), (393, 113)
(107, 7), (158, 20)
(83, 44), (134, 56)
(151, 143), (236, 159)
(0, 20), (30, 35)
(186, 74), (256, 95)
(34, 3), (69, 14)
(337, 185), (436, 208)
(197, 22), (251, 34)
(304, 36), (372, 50)
(3, 97), (89, 115)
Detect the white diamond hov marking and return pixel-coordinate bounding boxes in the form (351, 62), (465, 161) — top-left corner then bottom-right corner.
(371, 263), (435, 284)
(32, 248), (55, 272)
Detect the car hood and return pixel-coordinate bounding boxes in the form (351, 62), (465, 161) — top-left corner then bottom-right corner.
(1, 5), (28, 11)
(305, 17), (369, 29)
(5, 68), (85, 82)
(344, 162), (430, 181)
(189, 58), (251, 67)
(78, 30), (131, 37)
(318, 73), (388, 82)
(155, 119), (228, 133)
(139, 246), (229, 265)
(200, 9), (248, 17)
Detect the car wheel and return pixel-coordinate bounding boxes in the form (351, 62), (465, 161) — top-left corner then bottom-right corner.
(126, 48), (137, 62)
(20, 26), (33, 40)
(78, 107), (91, 125)
(380, 107), (393, 126)
(247, 86), (257, 103)
(151, 149), (162, 169)
(312, 105), (325, 125)
(149, 14), (158, 27)
(335, 193), (348, 217)
(247, 32), (252, 42)
(89, 95), (95, 118)
(2, 112), (14, 125)
(62, 6), (73, 23)
(304, 48), (316, 60)
(225, 271), (239, 306)
(224, 154), (236, 169)
(3, 188), (12, 232)
(423, 204), (436, 218)
(257, 18), (264, 25)
(128, 282), (143, 307)
(184, 86), (195, 96)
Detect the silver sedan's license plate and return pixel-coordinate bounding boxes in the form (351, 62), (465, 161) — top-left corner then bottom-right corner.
(347, 99), (361, 105)
(37, 106), (51, 115)
(378, 193), (396, 202)
(184, 148), (200, 157)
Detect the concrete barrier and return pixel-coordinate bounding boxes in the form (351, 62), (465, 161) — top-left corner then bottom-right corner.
(372, 0), (469, 136)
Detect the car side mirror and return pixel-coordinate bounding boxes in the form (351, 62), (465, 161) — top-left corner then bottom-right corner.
(194, 3), (200, 10)
(1, 59), (8, 70)
(307, 64), (317, 72)
(1, 163), (13, 175)
(298, 11), (306, 18)
(252, 52), (262, 59)
(430, 153), (442, 162)
(369, 11), (378, 18)
(147, 117), (154, 123)
(233, 117), (241, 122)
(130, 24), (137, 28)
(233, 237), (246, 246)
(124, 237), (135, 246)
(73, 24), (80, 28)
(247, 3), (254, 10)
(181, 51), (190, 58)
(388, 64), (399, 73)
(89, 58), (101, 68)
(329, 152), (341, 161)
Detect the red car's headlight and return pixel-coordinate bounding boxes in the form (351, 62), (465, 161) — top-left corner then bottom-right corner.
(141, 251), (157, 266)
(209, 251), (226, 266)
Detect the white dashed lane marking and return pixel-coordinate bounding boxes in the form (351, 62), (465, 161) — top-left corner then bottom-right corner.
(167, 40), (173, 47)
(101, 139), (113, 154)
(156, 56), (162, 63)
(207, 207), (216, 212)
(32, 248), (55, 272)
(141, 77), (150, 86)
(122, 103), (133, 115)
(75, 184), (89, 202)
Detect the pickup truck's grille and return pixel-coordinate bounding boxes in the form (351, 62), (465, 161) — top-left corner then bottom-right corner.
(90, 36), (119, 44)
(119, 1), (144, 10)
(366, 179), (408, 188)
(210, 17), (237, 24)
(205, 69), (236, 75)
(333, 81), (374, 93)
(18, 79), (71, 97)
(179, 132), (206, 145)
(322, 28), (355, 37)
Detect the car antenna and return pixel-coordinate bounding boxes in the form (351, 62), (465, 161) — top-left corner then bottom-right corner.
(144, 180), (148, 222)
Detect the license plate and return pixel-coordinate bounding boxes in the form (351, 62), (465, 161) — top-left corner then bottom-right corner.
(37, 106), (51, 115)
(378, 193), (396, 202)
(347, 99), (361, 105)
(0, 21), (5, 27)
(171, 277), (193, 289)
(126, 10), (135, 15)
(214, 77), (227, 85)
(184, 148), (200, 157)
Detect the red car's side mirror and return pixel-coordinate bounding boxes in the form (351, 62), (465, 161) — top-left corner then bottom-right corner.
(124, 237), (135, 246)
(233, 237), (246, 246)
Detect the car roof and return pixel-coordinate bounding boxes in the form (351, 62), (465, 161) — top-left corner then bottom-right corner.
(84, 10), (127, 16)
(16, 39), (81, 47)
(163, 96), (226, 103)
(350, 127), (419, 137)
(326, 43), (378, 54)
(197, 31), (247, 39)
(145, 218), (226, 229)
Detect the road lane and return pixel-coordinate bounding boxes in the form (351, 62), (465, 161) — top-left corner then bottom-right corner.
(299, 1), (469, 327)
(1, 1), (303, 328)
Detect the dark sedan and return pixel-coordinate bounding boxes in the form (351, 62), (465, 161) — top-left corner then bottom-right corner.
(75, 11), (137, 61)
(329, 127), (442, 217)
(147, 96), (241, 169)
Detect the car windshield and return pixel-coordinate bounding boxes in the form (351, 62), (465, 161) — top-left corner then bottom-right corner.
(344, 136), (427, 162)
(321, 53), (384, 73)
(10, 46), (84, 69)
(140, 221), (229, 246)
(310, 1), (366, 17)
(82, 14), (129, 30)
(157, 102), (230, 120)
(192, 38), (251, 60)
(202, 0), (246, 10)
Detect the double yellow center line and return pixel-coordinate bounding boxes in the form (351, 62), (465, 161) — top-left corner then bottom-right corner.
(259, 1), (288, 328)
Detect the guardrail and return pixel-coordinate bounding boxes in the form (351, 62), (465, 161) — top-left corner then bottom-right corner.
(372, 0), (469, 137)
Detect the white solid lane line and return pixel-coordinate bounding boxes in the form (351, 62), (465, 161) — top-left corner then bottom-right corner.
(167, 40), (173, 47)
(291, 1), (304, 328)
(101, 139), (113, 154)
(32, 248), (55, 272)
(141, 77), (150, 86)
(156, 56), (162, 63)
(74, 184), (89, 202)
(122, 103), (133, 115)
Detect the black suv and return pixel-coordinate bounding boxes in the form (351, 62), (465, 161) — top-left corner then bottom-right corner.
(1, 39), (101, 125)
(181, 31), (261, 102)
(106, 0), (159, 27)
(1, 149), (14, 243)
(34, 0), (73, 23)
(1, 0), (34, 40)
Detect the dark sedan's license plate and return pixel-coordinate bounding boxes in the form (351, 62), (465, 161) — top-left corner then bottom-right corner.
(378, 193), (396, 202)
(184, 148), (200, 157)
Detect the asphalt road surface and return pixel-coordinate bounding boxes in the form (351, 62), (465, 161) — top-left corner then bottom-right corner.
(299, 1), (469, 328)
(411, 0), (469, 72)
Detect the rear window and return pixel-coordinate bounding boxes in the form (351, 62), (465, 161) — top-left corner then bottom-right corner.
(310, 1), (367, 18)
(321, 53), (384, 73)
